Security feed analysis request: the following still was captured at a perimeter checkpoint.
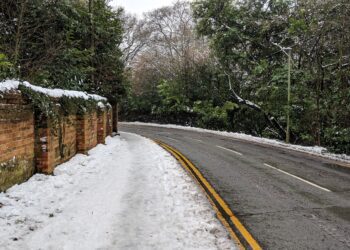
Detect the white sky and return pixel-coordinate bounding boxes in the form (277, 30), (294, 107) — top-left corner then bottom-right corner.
(110, 0), (176, 16)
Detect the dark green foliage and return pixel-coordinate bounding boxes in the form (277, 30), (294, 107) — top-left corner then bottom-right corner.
(193, 101), (238, 130)
(0, 0), (125, 102)
(18, 84), (107, 133)
(190, 0), (350, 154)
(18, 85), (59, 124)
(85, 0), (125, 102)
(0, 53), (15, 79)
(123, 0), (349, 154)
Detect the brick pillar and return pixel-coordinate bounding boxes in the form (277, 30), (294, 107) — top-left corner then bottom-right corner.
(35, 117), (56, 174)
(97, 109), (107, 144)
(76, 113), (98, 154)
(106, 106), (113, 136)
(76, 114), (88, 153)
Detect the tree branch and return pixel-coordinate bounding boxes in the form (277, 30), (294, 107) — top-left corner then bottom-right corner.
(224, 72), (290, 141)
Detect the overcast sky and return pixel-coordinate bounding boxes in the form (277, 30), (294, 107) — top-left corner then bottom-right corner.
(110, 0), (176, 16)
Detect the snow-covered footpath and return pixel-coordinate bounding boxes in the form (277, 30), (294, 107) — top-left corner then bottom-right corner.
(0, 133), (235, 250)
(122, 122), (350, 163)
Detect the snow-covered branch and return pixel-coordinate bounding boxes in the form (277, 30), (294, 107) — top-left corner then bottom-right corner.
(224, 72), (288, 140)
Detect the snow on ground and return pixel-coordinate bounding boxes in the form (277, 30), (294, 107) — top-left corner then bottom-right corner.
(122, 122), (350, 163)
(0, 133), (235, 250)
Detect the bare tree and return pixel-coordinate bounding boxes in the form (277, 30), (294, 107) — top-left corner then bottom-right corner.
(135, 1), (209, 78)
(121, 1), (210, 96)
(121, 13), (153, 67)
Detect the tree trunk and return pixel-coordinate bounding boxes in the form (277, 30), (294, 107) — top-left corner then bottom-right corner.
(315, 74), (323, 146)
(89, 0), (95, 84)
(14, 0), (27, 76)
(112, 103), (119, 134)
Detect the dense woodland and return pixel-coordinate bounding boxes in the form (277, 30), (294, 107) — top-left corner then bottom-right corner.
(1, 0), (349, 154)
(121, 0), (350, 154)
(0, 0), (125, 103)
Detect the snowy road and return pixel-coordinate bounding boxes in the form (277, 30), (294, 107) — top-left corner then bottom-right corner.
(0, 133), (236, 250)
(120, 123), (350, 250)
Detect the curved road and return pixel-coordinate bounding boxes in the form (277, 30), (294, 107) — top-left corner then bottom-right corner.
(120, 123), (350, 250)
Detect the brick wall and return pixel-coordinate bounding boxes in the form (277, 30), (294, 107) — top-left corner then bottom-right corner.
(76, 112), (98, 154)
(35, 115), (77, 174)
(106, 106), (113, 136)
(0, 92), (35, 191)
(60, 115), (77, 163)
(97, 109), (107, 144)
(1, 91), (112, 189)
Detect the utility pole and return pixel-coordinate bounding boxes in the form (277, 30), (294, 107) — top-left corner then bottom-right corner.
(286, 48), (291, 144)
(272, 42), (292, 143)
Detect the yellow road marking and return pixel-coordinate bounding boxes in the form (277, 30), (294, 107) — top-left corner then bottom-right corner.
(158, 143), (244, 249)
(155, 139), (262, 250)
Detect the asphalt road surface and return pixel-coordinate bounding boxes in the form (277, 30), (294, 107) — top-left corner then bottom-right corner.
(120, 123), (350, 250)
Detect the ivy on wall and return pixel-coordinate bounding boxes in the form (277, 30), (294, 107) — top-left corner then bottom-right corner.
(18, 84), (110, 132)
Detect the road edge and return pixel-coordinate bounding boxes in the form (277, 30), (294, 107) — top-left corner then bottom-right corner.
(154, 139), (262, 250)
(121, 122), (350, 168)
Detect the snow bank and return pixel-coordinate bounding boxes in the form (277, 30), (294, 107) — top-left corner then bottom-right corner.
(0, 133), (236, 250)
(122, 122), (350, 163)
(0, 79), (106, 101)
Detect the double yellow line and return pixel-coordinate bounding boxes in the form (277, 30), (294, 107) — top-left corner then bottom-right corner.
(154, 139), (262, 250)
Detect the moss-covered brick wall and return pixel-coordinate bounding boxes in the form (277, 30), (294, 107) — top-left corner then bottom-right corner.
(35, 115), (78, 174)
(97, 109), (107, 144)
(76, 112), (98, 154)
(0, 82), (112, 190)
(0, 91), (35, 192)
(106, 107), (113, 137)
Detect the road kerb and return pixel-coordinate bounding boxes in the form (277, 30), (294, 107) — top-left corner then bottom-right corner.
(154, 139), (262, 250)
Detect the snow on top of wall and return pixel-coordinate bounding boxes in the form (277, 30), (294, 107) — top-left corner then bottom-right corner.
(0, 80), (20, 93)
(0, 79), (107, 101)
(97, 102), (106, 109)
